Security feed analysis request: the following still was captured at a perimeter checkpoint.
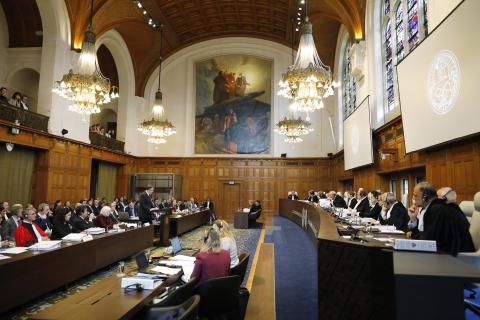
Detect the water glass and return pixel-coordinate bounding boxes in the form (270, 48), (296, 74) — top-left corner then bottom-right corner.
(117, 261), (125, 277)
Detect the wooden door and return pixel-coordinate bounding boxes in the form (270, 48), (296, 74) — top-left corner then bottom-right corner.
(221, 183), (240, 222)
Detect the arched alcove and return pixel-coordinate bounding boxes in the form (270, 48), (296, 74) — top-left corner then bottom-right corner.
(90, 108), (118, 139)
(7, 68), (40, 112)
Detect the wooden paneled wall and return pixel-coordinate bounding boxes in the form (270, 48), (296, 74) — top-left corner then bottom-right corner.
(124, 158), (332, 218)
(0, 121), (130, 205)
(2, 116), (479, 214)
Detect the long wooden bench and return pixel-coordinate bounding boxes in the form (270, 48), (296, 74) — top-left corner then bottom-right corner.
(245, 243), (275, 320)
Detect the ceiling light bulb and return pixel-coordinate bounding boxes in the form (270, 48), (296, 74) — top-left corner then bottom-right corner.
(137, 2), (142, 8)
(143, 10), (147, 14)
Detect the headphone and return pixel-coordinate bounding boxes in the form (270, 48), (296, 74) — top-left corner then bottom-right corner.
(421, 187), (437, 202)
(440, 187), (453, 200)
(124, 283), (143, 293)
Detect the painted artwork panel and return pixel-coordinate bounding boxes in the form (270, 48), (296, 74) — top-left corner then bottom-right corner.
(195, 55), (271, 154)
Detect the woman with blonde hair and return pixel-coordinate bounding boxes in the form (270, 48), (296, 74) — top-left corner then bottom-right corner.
(191, 228), (230, 286)
(214, 219), (239, 268)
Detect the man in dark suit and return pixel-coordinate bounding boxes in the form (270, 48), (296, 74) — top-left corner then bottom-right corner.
(328, 191), (347, 208)
(71, 205), (92, 232)
(139, 185), (156, 224)
(362, 191), (381, 219)
(4, 204), (23, 241)
(92, 199), (101, 216)
(127, 201), (138, 218)
(379, 192), (409, 231)
(353, 189), (370, 216)
(203, 197), (216, 222)
(347, 191), (357, 209)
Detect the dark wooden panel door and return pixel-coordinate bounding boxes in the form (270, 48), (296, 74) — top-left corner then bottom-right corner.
(221, 183), (240, 221)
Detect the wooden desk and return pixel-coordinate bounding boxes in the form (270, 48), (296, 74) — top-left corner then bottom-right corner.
(29, 275), (164, 320)
(234, 211), (249, 229)
(279, 199), (480, 320)
(168, 209), (210, 237)
(0, 226), (153, 314)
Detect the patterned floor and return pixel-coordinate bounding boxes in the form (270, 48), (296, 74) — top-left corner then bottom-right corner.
(3, 225), (260, 319)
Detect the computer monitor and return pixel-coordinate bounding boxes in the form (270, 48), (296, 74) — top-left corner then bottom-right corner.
(170, 237), (182, 254)
(134, 251), (149, 269)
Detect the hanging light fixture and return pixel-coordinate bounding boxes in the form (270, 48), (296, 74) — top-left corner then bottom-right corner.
(52, 0), (118, 117)
(275, 19), (314, 144)
(278, 0), (339, 120)
(274, 114), (314, 143)
(138, 25), (176, 144)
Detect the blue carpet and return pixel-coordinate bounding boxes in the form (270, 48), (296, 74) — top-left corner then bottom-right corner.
(265, 216), (318, 320)
(465, 287), (480, 319)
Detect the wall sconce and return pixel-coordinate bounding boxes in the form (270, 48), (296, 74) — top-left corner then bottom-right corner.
(379, 148), (398, 161)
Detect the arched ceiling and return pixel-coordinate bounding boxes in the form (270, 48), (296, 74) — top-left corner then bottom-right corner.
(0, 0), (43, 47)
(5, 0), (366, 96)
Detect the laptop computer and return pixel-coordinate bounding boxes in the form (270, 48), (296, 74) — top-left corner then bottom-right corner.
(133, 251), (167, 276)
(170, 237), (198, 257)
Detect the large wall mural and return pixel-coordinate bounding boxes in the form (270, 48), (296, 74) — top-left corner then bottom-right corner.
(195, 54), (272, 154)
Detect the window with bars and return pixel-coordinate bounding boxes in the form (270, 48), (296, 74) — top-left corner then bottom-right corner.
(342, 43), (357, 119)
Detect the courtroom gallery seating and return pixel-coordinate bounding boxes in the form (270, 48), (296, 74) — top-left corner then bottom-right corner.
(230, 252), (250, 284)
(197, 275), (242, 319)
(145, 295), (200, 320)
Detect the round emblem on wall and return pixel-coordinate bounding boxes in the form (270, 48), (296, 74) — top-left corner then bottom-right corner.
(351, 125), (360, 155)
(427, 50), (461, 115)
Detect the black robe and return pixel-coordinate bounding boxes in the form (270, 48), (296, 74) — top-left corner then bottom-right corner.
(379, 202), (409, 231)
(421, 198), (467, 255)
(361, 203), (381, 220)
(333, 195), (347, 209)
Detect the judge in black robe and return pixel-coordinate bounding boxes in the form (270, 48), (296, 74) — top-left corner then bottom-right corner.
(379, 202), (409, 231)
(333, 194), (347, 208)
(348, 197), (357, 209)
(421, 198), (473, 255)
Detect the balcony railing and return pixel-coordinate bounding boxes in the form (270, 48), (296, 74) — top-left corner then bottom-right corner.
(0, 101), (49, 132)
(89, 132), (124, 152)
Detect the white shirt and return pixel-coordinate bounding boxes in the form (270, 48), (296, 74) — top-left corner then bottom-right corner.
(418, 203), (431, 232)
(220, 237), (239, 268)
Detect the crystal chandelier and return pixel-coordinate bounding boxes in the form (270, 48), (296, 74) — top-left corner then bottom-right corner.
(138, 25), (176, 144)
(274, 115), (313, 143)
(52, 0), (118, 116)
(278, 1), (338, 118)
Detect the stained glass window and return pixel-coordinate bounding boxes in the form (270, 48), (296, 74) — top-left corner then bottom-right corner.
(384, 20), (395, 109)
(384, 0), (391, 15)
(381, 0), (428, 114)
(395, 4), (405, 61)
(407, 0), (419, 49)
(342, 44), (357, 119)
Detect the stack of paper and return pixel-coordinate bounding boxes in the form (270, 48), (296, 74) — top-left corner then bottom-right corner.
(150, 266), (182, 275)
(171, 255), (196, 262)
(62, 233), (87, 242)
(0, 254), (11, 260)
(87, 227), (105, 235)
(29, 240), (62, 251)
(0, 247), (29, 254)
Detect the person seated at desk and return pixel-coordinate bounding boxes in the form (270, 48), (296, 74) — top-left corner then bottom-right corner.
(407, 182), (473, 255)
(362, 191), (381, 219)
(346, 191), (357, 209)
(379, 192), (408, 231)
(437, 187), (474, 253)
(116, 197), (128, 212)
(328, 191), (347, 208)
(126, 201), (138, 218)
(71, 205), (92, 232)
(92, 199), (101, 216)
(352, 189), (370, 216)
(109, 201), (120, 224)
(14, 207), (49, 247)
(3, 204), (23, 241)
(1, 201), (11, 218)
(306, 190), (319, 203)
(214, 220), (239, 268)
(35, 203), (53, 235)
(191, 228), (230, 287)
(94, 206), (117, 230)
(51, 208), (78, 240)
(187, 197), (197, 211)
(287, 191), (299, 200)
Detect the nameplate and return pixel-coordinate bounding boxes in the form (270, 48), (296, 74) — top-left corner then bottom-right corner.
(393, 239), (437, 252)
